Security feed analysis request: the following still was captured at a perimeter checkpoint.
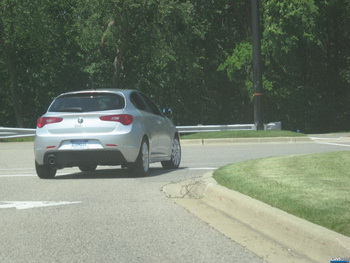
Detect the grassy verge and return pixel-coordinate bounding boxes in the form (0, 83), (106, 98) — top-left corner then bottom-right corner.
(181, 130), (306, 139)
(1, 137), (35, 142)
(213, 151), (350, 237)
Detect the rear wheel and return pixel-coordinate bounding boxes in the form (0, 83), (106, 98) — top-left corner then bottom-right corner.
(35, 161), (56, 179)
(161, 137), (181, 169)
(79, 164), (97, 172)
(129, 139), (149, 176)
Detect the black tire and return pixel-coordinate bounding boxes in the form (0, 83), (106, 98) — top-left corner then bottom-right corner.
(78, 164), (97, 172)
(161, 136), (181, 169)
(35, 161), (56, 179)
(129, 139), (149, 176)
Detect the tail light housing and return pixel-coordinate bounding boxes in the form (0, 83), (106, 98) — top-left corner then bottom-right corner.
(99, 114), (133, 125)
(37, 117), (63, 128)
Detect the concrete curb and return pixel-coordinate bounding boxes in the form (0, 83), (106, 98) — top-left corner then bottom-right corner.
(181, 137), (313, 145)
(163, 172), (350, 262)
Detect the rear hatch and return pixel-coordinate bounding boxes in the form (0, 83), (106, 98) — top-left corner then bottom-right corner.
(46, 92), (126, 135)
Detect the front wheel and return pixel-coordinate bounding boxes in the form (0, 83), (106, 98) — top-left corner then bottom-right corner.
(161, 137), (181, 169)
(35, 161), (56, 179)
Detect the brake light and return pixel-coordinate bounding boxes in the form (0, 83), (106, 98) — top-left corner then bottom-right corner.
(37, 117), (63, 128)
(99, 114), (133, 125)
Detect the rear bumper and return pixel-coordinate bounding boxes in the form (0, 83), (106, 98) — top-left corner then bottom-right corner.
(34, 132), (142, 165)
(44, 150), (127, 168)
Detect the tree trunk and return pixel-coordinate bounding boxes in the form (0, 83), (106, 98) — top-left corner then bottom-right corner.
(8, 58), (24, 128)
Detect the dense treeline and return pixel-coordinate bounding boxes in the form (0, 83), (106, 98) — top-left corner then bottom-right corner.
(0, 0), (349, 133)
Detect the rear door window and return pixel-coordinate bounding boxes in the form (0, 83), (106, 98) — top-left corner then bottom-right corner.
(138, 93), (162, 116)
(49, 93), (125, 112)
(130, 92), (147, 111)
(130, 92), (162, 116)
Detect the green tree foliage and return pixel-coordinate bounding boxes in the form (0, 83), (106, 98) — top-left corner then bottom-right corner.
(0, 0), (349, 132)
(221, 0), (350, 132)
(74, 0), (200, 123)
(262, 0), (321, 131)
(0, 0), (86, 127)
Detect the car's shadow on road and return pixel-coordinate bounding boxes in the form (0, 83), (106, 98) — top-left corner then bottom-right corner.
(53, 167), (188, 180)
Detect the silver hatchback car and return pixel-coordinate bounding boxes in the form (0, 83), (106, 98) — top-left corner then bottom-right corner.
(34, 89), (181, 178)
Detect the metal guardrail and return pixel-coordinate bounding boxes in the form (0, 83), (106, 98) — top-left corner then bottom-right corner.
(177, 122), (281, 133)
(264, 122), (282, 131)
(0, 122), (281, 139)
(177, 124), (255, 133)
(0, 127), (36, 139)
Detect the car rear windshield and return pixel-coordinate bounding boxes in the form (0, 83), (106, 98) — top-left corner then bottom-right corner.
(48, 93), (125, 112)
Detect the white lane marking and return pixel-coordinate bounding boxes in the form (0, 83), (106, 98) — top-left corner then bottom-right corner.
(310, 137), (343, 141)
(0, 174), (36, 178)
(0, 201), (82, 210)
(316, 142), (350, 147)
(0, 168), (219, 177)
(0, 172), (73, 178)
(0, 168), (35, 171)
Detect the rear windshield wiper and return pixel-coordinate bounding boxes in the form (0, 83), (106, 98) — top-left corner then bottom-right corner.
(57, 107), (83, 112)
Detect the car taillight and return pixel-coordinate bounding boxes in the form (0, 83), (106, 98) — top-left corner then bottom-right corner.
(99, 114), (133, 125)
(37, 117), (63, 128)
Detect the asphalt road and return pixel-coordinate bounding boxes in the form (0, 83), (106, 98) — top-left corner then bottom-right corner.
(1, 139), (349, 263)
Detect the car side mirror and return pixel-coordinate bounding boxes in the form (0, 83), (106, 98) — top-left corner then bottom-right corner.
(162, 107), (173, 117)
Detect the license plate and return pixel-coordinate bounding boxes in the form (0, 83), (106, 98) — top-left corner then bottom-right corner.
(70, 140), (88, 149)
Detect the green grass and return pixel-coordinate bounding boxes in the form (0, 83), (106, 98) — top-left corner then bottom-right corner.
(1, 137), (35, 142)
(181, 130), (306, 139)
(213, 151), (350, 237)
